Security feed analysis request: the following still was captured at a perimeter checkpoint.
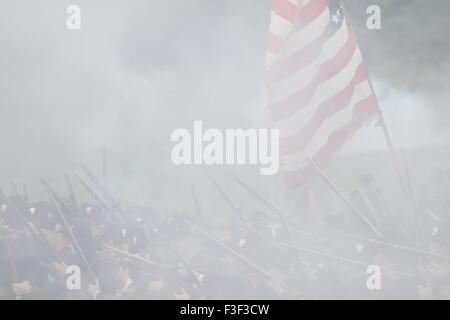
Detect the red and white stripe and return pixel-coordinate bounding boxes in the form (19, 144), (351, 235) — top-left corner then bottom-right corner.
(265, 0), (378, 188)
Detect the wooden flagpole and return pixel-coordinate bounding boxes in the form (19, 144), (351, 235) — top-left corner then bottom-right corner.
(340, 0), (409, 200)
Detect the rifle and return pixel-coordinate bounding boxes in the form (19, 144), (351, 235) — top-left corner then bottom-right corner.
(10, 182), (23, 201)
(203, 168), (289, 253)
(41, 179), (72, 216)
(44, 186), (97, 282)
(226, 171), (300, 245)
(186, 220), (298, 295)
(191, 184), (204, 219)
(79, 163), (127, 223)
(80, 162), (120, 211)
(103, 245), (175, 269)
(77, 174), (126, 224)
(65, 174), (79, 213)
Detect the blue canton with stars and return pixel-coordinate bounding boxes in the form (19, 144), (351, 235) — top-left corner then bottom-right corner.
(328, 0), (345, 30)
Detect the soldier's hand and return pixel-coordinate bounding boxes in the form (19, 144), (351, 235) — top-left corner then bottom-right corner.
(53, 261), (69, 276)
(12, 281), (32, 296)
(88, 279), (101, 299)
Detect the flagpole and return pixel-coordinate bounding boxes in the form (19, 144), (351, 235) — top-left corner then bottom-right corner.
(340, 0), (409, 200)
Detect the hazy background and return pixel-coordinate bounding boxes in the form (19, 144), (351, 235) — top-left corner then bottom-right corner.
(1, 0), (449, 212)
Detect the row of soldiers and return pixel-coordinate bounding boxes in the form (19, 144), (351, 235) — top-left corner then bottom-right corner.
(0, 165), (450, 299)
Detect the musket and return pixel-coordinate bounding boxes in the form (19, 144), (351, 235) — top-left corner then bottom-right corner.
(202, 190), (417, 279)
(308, 158), (383, 239)
(278, 241), (415, 278)
(191, 184), (204, 218)
(227, 171), (281, 215)
(102, 146), (108, 186)
(186, 187), (223, 284)
(10, 182), (22, 200)
(6, 198), (49, 249)
(80, 162), (119, 210)
(202, 172), (414, 278)
(43, 183), (97, 282)
(222, 212), (416, 278)
(226, 171), (301, 245)
(203, 168), (289, 253)
(103, 245), (175, 269)
(357, 188), (380, 223)
(78, 164), (127, 223)
(78, 174), (106, 206)
(175, 246), (207, 284)
(65, 174), (79, 213)
(186, 220), (298, 295)
(41, 179), (72, 215)
(203, 168), (242, 219)
(77, 174), (126, 224)
(190, 179), (295, 288)
(400, 149), (425, 244)
(286, 223), (450, 261)
(22, 183), (29, 202)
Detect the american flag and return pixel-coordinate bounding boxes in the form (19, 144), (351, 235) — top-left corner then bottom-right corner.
(265, 0), (379, 188)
